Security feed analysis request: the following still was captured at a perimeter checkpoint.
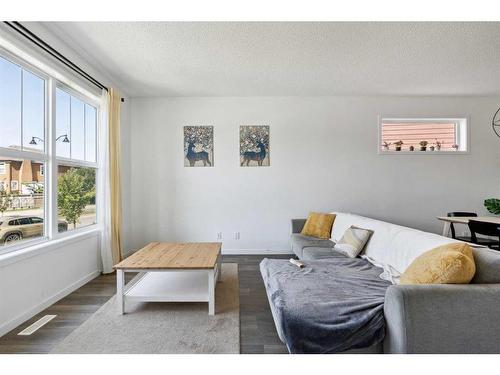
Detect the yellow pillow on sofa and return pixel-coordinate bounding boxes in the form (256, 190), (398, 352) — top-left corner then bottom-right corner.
(400, 242), (476, 285)
(301, 212), (336, 239)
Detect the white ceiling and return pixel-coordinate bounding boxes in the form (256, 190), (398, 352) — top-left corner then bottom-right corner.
(37, 22), (500, 97)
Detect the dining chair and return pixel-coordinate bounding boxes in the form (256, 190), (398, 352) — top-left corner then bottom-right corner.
(447, 212), (477, 241)
(468, 220), (500, 250)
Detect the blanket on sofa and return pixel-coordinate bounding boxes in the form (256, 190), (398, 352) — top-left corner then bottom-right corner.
(260, 257), (391, 353)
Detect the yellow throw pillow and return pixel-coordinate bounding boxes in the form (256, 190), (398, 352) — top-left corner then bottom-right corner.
(301, 212), (336, 239)
(400, 242), (476, 285)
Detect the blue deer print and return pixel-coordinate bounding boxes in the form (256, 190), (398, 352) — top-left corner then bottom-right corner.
(186, 142), (212, 167)
(241, 142), (267, 166)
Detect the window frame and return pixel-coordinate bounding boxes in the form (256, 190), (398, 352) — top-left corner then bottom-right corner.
(377, 115), (470, 155)
(0, 46), (101, 256)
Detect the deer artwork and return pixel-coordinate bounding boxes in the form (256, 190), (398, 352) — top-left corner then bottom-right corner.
(241, 142), (267, 166)
(186, 142), (212, 167)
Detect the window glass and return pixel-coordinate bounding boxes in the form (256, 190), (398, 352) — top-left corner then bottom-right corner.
(85, 104), (97, 162)
(0, 158), (45, 248)
(18, 218), (30, 225)
(56, 88), (71, 158)
(380, 118), (467, 152)
(71, 96), (85, 160)
(22, 70), (45, 153)
(30, 217), (43, 224)
(0, 56), (22, 150)
(57, 165), (96, 232)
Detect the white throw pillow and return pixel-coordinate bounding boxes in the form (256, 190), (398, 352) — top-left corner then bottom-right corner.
(333, 226), (373, 258)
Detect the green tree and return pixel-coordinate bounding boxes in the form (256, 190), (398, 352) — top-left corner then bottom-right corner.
(74, 168), (96, 204)
(0, 189), (12, 217)
(58, 169), (93, 227)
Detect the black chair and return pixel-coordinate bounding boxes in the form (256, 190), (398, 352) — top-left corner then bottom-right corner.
(468, 220), (500, 250)
(447, 212), (477, 242)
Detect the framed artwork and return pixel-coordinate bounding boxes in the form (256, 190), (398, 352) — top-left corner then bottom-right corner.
(240, 125), (270, 167)
(183, 126), (214, 167)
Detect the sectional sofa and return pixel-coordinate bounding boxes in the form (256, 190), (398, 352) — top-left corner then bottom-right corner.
(261, 212), (500, 353)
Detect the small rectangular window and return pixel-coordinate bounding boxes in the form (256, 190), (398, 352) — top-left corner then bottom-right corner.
(0, 162), (5, 175)
(10, 180), (18, 191)
(379, 117), (468, 153)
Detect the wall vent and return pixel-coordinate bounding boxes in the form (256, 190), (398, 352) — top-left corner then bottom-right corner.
(17, 315), (57, 336)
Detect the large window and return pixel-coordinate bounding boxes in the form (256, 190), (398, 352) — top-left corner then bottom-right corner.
(0, 50), (100, 254)
(379, 117), (468, 153)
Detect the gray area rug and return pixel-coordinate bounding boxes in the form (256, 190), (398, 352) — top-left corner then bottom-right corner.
(51, 263), (239, 354)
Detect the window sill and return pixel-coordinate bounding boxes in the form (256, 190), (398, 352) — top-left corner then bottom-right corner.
(378, 150), (469, 155)
(0, 226), (101, 268)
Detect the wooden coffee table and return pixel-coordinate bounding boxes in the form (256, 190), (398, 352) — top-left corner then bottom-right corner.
(113, 242), (222, 315)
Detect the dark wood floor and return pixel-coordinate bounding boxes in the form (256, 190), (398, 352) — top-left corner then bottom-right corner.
(0, 255), (289, 354)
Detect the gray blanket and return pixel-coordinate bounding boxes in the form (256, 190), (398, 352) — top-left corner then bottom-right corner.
(260, 257), (391, 353)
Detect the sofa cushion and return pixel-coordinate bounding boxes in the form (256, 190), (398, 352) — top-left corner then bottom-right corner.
(400, 243), (476, 285)
(471, 247), (500, 284)
(302, 247), (347, 260)
(290, 233), (335, 258)
(330, 212), (462, 275)
(301, 212), (336, 239)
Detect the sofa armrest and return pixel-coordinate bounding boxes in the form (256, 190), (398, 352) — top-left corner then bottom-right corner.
(384, 284), (500, 353)
(291, 219), (307, 234)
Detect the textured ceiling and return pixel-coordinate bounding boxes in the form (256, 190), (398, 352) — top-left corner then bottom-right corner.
(37, 22), (500, 97)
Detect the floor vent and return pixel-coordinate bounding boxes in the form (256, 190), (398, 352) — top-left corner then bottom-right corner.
(18, 315), (57, 336)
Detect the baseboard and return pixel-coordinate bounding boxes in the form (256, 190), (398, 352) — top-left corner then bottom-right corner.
(0, 269), (100, 338)
(221, 248), (292, 255)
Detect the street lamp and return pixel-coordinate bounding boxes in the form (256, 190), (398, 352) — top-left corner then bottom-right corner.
(29, 134), (70, 145)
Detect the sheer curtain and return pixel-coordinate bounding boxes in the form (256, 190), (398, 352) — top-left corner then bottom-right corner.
(99, 88), (123, 273)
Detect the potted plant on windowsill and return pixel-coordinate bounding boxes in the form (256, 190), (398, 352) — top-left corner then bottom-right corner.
(419, 140), (428, 151)
(409, 145), (415, 151)
(452, 143), (459, 151)
(435, 139), (442, 151)
(394, 140), (403, 151)
(382, 141), (391, 151)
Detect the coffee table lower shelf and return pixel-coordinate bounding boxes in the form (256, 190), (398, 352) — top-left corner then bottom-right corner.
(116, 266), (221, 315)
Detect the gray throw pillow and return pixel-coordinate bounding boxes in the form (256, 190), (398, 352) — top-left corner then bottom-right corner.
(333, 226), (373, 258)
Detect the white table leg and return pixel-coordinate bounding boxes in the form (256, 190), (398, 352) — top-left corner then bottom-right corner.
(442, 222), (451, 237)
(208, 269), (215, 315)
(217, 255), (222, 282)
(117, 269), (125, 314)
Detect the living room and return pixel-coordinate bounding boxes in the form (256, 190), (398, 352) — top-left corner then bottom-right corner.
(2, 1), (500, 373)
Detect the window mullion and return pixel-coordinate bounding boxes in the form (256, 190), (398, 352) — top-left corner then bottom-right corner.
(47, 78), (57, 239)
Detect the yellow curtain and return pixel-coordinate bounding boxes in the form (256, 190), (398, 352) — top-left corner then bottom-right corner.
(108, 88), (123, 265)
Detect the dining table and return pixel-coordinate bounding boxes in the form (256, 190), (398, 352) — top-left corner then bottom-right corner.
(436, 216), (500, 237)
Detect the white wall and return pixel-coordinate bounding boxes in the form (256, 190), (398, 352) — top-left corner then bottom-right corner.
(130, 96), (500, 253)
(0, 233), (100, 336)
